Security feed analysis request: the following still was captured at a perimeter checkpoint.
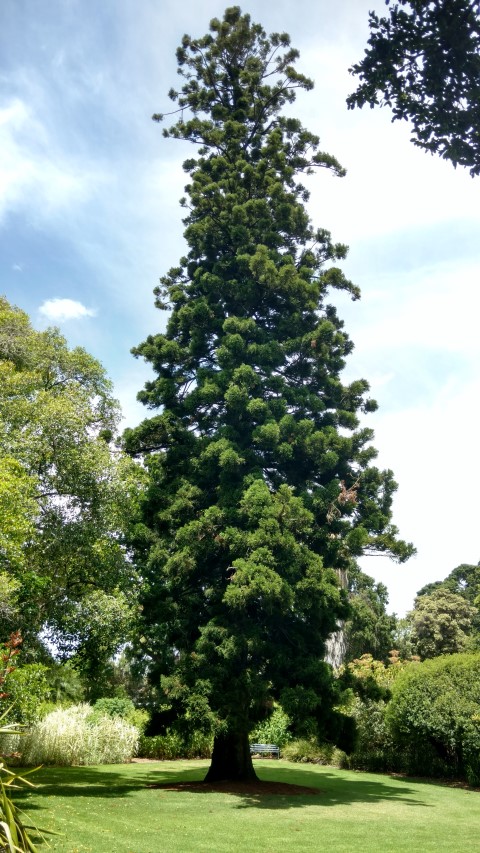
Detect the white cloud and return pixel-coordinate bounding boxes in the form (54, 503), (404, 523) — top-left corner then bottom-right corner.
(348, 259), (480, 358)
(39, 298), (96, 321)
(0, 95), (109, 226)
(360, 372), (480, 615)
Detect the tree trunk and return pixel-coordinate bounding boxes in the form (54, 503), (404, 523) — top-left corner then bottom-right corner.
(204, 730), (258, 783)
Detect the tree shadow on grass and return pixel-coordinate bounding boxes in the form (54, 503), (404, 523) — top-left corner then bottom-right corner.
(12, 762), (433, 813)
(234, 766), (432, 810)
(11, 763), (201, 807)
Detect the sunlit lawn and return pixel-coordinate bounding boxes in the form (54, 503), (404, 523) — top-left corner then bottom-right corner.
(14, 760), (480, 853)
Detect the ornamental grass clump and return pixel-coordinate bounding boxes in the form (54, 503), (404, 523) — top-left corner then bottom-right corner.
(21, 705), (139, 766)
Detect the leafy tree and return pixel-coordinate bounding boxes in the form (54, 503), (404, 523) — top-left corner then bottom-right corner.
(4, 664), (51, 725)
(347, 0), (480, 175)
(126, 7), (413, 782)
(42, 662), (85, 706)
(0, 297), (143, 672)
(346, 650), (412, 692)
(0, 457), (37, 577)
(417, 560), (480, 643)
(406, 589), (477, 658)
(344, 565), (397, 662)
(417, 560), (480, 606)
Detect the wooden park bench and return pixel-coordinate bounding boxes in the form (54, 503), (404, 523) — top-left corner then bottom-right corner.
(249, 743), (280, 758)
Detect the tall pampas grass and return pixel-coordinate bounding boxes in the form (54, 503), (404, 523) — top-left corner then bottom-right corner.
(21, 705), (139, 766)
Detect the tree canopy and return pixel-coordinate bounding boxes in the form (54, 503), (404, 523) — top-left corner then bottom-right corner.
(416, 560), (480, 650)
(400, 589), (478, 659)
(126, 6), (413, 783)
(0, 297), (143, 683)
(417, 560), (480, 608)
(344, 565), (397, 663)
(347, 0), (480, 175)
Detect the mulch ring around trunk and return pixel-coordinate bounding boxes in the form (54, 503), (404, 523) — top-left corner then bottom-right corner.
(146, 780), (321, 796)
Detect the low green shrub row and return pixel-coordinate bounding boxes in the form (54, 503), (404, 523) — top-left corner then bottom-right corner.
(137, 731), (212, 760)
(3, 653), (478, 782)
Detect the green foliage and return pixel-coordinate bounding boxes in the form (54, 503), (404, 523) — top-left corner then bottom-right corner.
(137, 730), (212, 760)
(281, 738), (345, 765)
(92, 648), (153, 708)
(0, 574), (20, 631)
(90, 697), (149, 733)
(127, 6), (412, 779)
(91, 697), (135, 719)
(417, 561), (480, 644)
(3, 665), (50, 726)
(341, 651), (480, 782)
(348, 0), (480, 175)
(44, 662), (85, 706)
(347, 650), (414, 686)
(387, 653), (480, 783)
(0, 457), (37, 580)
(0, 634), (41, 852)
(406, 590), (477, 659)
(0, 761), (39, 853)
(417, 561), (480, 605)
(21, 705), (139, 766)
(344, 697), (396, 773)
(341, 652), (419, 773)
(59, 590), (138, 700)
(344, 565), (397, 662)
(0, 297), (145, 671)
(250, 706), (291, 748)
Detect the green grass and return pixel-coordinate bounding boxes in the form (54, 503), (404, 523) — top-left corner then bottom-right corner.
(13, 760), (480, 853)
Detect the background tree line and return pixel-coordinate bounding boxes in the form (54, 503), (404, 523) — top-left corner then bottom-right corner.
(1, 1), (480, 789)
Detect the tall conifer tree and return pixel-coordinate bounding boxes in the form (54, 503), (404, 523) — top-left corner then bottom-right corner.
(126, 7), (413, 782)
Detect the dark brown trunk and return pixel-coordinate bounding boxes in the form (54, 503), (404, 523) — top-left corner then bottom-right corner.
(204, 730), (258, 782)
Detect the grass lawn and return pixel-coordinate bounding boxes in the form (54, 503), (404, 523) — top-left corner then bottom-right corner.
(13, 759), (480, 853)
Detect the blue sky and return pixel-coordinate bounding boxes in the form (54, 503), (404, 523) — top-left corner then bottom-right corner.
(2, 0), (480, 615)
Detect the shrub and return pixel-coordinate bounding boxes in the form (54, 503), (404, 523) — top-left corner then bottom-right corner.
(387, 652), (480, 783)
(3, 663), (51, 725)
(91, 696), (135, 719)
(138, 730), (212, 760)
(0, 641), (52, 758)
(89, 697), (149, 733)
(250, 706), (291, 748)
(343, 697), (398, 773)
(21, 704), (139, 766)
(282, 738), (345, 766)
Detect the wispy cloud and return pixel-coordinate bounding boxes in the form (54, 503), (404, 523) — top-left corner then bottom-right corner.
(39, 298), (96, 321)
(0, 96), (105, 225)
